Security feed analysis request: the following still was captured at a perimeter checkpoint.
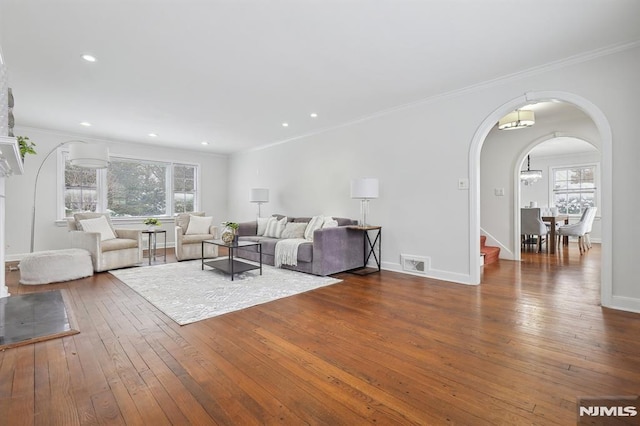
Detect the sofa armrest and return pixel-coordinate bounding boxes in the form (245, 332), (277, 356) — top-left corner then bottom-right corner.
(311, 226), (365, 275)
(115, 229), (142, 243)
(175, 225), (185, 240)
(238, 221), (257, 236)
(69, 230), (101, 269)
(208, 225), (219, 239)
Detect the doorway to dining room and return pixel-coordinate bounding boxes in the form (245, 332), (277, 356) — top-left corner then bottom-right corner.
(469, 91), (612, 308)
(516, 133), (601, 259)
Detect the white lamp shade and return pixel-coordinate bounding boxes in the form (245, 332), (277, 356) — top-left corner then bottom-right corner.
(69, 143), (109, 169)
(250, 188), (269, 203)
(498, 110), (535, 130)
(351, 178), (379, 199)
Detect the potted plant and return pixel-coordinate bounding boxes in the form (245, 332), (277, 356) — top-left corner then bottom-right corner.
(17, 136), (36, 160)
(221, 221), (239, 244)
(143, 218), (162, 230)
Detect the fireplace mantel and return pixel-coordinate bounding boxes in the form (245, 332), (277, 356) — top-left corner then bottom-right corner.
(0, 136), (23, 177)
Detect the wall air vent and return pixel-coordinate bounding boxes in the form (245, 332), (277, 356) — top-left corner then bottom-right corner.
(401, 254), (429, 275)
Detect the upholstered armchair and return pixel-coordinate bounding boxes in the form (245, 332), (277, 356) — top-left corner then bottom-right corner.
(68, 213), (143, 272)
(558, 207), (597, 253)
(174, 212), (219, 261)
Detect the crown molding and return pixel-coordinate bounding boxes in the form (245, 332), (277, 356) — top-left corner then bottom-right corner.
(244, 40), (640, 154)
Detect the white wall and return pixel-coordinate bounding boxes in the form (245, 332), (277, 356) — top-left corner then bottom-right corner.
(5, 127), (228, 258)
(228, 45), (640, 308)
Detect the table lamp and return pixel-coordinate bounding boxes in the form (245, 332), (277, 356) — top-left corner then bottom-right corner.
(350, 178), (379, 227)
(250, 188), (269, 217)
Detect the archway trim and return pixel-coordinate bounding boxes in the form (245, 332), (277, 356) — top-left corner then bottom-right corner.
(468, 91), (612, 308)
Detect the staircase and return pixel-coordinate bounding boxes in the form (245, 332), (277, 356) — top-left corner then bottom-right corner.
(480, 235), (500, 266)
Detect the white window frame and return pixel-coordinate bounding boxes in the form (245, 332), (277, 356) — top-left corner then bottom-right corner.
(549, 162), (600, 218)
(172, 163), (199, 214)
(57, 149), (108, 219)
(57, 148), (200, 222)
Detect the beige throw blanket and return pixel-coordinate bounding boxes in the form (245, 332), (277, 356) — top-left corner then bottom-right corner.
(274, 238), (307, 267)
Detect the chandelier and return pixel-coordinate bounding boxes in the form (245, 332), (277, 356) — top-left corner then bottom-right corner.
(520, 155), (542, 186)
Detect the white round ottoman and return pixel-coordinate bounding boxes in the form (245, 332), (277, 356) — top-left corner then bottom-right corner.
(19, 248), (94, 285)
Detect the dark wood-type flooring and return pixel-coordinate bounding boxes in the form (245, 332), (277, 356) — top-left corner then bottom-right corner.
(2, 244), (639, 425)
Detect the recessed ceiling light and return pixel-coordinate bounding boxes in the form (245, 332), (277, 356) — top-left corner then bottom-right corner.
(282, 123), (289, 127)
(80, 121), (92, 127)
(310, 113), (318, 118)
(148, 133), (158, 137)
(201, 141), (209, 145)
(81, 54), (97, 62)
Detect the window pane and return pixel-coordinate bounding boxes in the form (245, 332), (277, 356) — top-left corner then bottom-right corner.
(554, 180), (568, 191)
(554, 170), (567, 181)
(581, 167), (594, 182)
(565, 193), (583, 215)
(107, 160), (167, 216)
(173, 164), (196, 213)
(64, 162), (98, 217)
(554, 193), (568, 214)
(581, 193), (595, 210)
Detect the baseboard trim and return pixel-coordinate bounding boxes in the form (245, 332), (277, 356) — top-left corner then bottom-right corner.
(381, 261), (475, 285)
(607, 295), (640, 314)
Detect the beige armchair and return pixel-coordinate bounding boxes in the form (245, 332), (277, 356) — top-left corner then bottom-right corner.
(68, 213), (142, 272)
(175, 212), (219, 261)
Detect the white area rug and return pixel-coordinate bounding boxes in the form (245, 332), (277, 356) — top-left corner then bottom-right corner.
(109, 260), (341, 325)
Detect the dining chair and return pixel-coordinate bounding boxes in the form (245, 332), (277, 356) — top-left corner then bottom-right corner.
(583, 207), (598, 250)
(557, 206), (597, 254)
(521, 207), (548, 253)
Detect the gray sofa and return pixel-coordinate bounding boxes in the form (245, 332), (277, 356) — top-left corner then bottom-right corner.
(235, 215), (364, 276)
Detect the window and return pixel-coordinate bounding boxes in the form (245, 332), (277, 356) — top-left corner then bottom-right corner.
(107, 158), (168, 217)
(64, 162), (103, 216)
(60, 151), (199, 219)
(173, 164), (197, 213)
(552, 164), (598, 216)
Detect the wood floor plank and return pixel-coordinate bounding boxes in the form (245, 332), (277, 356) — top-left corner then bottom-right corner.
(2, 244), (640, 425)
(44, 337), (81, 425)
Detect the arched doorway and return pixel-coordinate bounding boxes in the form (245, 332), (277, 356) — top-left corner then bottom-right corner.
(513, 134), (600, 262)
(469, 91), (612, 307)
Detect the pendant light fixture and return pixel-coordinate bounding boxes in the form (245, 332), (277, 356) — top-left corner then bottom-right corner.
(498, 109), (535, 130)
(520, 155), (542, 186)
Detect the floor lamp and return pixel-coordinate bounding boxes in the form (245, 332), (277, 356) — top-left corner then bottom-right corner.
(351, 178), (379, 227)
(250, 188), (269, 218)
(30, 141), (109, 252)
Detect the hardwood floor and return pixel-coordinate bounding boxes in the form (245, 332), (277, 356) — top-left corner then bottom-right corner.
(2, 244), (639, 425)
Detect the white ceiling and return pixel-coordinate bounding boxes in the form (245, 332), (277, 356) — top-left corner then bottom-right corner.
(530, 135), (598, 158)
(2, 0), (640, 154)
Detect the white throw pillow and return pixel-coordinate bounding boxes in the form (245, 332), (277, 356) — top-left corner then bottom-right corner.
(281, 222), (307, 239)
(264, 216), (287, 238)
(79, 216), (117, 241)
(256, 217), (270, 236)
(185, 215), (212, 235)
(304, 215), (325, 241)
(322, 217), (339, 228)
(263, 217), (278, 237)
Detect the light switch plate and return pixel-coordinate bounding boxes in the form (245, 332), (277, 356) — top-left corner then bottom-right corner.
(495, 188), (505, 196)
(458, 178), (469, 190)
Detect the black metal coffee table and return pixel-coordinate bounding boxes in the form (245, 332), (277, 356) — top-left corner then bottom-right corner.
(201, 239), (262, 280)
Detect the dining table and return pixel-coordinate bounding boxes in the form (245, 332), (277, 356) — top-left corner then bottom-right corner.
(542, 214), (569, 254)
